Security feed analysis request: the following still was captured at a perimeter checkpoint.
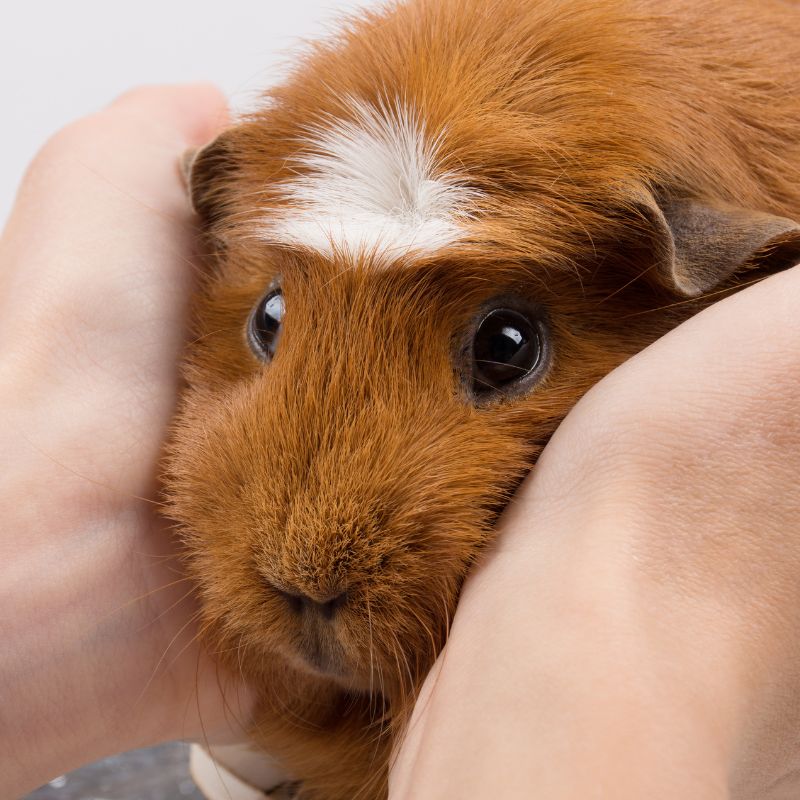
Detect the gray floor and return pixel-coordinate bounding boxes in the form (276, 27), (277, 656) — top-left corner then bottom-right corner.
(22, 742), (205, 800)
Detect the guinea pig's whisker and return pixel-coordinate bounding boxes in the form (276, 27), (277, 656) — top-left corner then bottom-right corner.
(175, 632), (252, 749)
(129, 585), (198, 635)
(184, 647), (248, 757)
(236, 632), (247, 676)
(188, 327), (243, 346)
(474, 359), (534, 373)
(234, 633), (251, 729)
(401, 644), (415, 698)
(208, 644), (250, 656)
(273, 689), (323, 731)
(342, 687), (360, 714)
(129, 611), (205, 744)
(135, 629), (206, 741)
(620, 275), (767, 318)
(374, 657), (386, 711)
(215, 646), (251, 732)
(366, 591), (375, 699)
(394, 628), (453, 758)
(249, 714), (275, 758)
(186, 642), (207, 748)
(387, 632), (414, 710)
(473, 375), (496, 391)
(406, 606), (438, 670)
(129, 549), (181, 566)
(388, 638), (405, 702)
(359, 743), (386, 800)
(54, 577), (194, 659)
(4, 417), (166, 507)
(136, 611), (204, 709)
(320, 264), (358, 291)
(163, 243), (216, 280)
(592, 262), (658, 308)
(548, 201), (597, 263)
(76, 160), (204, 236)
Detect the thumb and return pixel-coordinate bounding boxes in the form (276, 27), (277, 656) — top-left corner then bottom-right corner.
(106, 82), (230, 147)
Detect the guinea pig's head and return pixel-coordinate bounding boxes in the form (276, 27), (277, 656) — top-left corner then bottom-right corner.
(166, 103), (582, 697)
(165, 31), (800, 699)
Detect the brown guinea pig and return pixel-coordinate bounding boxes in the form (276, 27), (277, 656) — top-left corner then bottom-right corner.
(164, 0), (800, 797)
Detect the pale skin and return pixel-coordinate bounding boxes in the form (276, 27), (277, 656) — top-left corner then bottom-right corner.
(2, 85), (800, 800)
(0, 85), (253, 799)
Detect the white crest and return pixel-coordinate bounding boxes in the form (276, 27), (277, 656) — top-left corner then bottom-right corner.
(254, 99), (480, 263)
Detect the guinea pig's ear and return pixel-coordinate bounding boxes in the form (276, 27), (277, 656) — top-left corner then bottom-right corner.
(629, 186), (800, 297)
(181, 130), (238, 224)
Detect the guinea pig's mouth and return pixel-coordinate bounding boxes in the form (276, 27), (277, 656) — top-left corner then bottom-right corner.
(294, 636), (374, 691)
(299, 642), (346, 678)
(268, 586), (371, 686)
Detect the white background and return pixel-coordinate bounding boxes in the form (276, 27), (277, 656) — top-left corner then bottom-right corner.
(0, 0), (379, 231)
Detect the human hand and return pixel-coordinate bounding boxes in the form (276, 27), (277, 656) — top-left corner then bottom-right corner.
(390, 265), (800, 799)
(0, 84), (253, 799)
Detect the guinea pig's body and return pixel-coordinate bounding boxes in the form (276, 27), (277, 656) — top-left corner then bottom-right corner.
(166, 0), (800, 797)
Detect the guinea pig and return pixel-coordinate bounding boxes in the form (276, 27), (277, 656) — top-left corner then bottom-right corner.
(164, 0), (800, 797)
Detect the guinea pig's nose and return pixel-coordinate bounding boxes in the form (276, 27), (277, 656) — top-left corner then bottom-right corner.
(275, 587), (348, 620)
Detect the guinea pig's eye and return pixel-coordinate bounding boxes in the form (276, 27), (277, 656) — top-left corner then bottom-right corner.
(470, 304), (549, 397)
(249, 289), (285, 360)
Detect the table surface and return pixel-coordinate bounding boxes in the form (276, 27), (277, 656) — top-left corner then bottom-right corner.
(22, 742), (206, 800)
